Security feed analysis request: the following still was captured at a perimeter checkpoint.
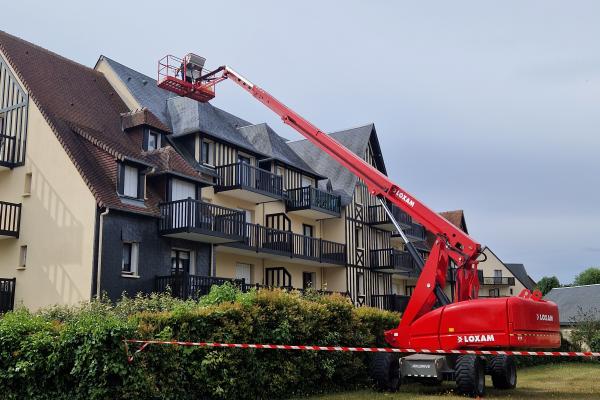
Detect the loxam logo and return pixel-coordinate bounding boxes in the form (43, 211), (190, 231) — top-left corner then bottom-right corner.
(396, 192), (415, 208)
(537, 314), (554, 322)
(457, 334), (495, 344)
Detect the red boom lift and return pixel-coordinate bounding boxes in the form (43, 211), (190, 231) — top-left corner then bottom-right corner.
(157, 54), (560, 397)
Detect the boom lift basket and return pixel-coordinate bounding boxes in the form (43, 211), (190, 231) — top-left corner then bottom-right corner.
(158, 54), (215, 102)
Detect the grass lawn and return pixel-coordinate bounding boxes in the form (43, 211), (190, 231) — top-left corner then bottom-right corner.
(305, 363), (600, 399)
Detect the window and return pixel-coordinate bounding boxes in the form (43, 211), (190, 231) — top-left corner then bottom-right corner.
(510, 288), (514, 295)
(357, 272), (365, 296)
(302, 224), (314, 237)
(355, 226), (364, 249)
(171, 249), (191, 275)
(201, 139), (214, 165)
(121, 242), (139, 276)
(489, 288), (500, 297)
(118, 163), (145, 200)
(23, 172), (32, 196)
(18, 245), (27, 269)
(406, 285), (415, 296)
(494, 269), (503, 284)
(303, 272), (316, 290)
(301, 176), (314, 188)
(238, 154), (251, 164)
(235, 263), (252, 284)
(147, 131), (160, 151)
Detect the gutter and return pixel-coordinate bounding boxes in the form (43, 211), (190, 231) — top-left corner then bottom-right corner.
(96, 207), (110, 298)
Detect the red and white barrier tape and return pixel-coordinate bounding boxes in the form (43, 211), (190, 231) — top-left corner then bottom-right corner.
(123, 339), (600, 363)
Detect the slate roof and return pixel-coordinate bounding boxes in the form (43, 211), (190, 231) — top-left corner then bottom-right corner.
(505, 263), (537, 291)
(287, 124), (377, 205)
(0, 31), (208, 216)
(102, 56), (321, 177)
(237, 123), (321, 176)
(544, 284), (600, 325)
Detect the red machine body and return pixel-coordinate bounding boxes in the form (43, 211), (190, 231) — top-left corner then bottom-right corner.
(157, 54), (561, 350)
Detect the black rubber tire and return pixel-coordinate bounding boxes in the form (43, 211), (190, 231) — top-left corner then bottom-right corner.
(490, 355), (517, 389)
(369, 352), (401, 392)
(455, 355), (485, 397)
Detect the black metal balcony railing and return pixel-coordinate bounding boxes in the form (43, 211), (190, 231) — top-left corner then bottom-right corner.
(0, 278), (16, 313)
(480, 276), (516, 286)
(370, 294), (410, 313)
(286, 186), (341, 215)
(155, 274), (245, 300)
(0, 201), (21, 237)
(215, 162), (283, 198)
(159, 199), (245, 238)
(392, 223), (426, 241)
(367, 204), (412, 227)
(155, 274), (350, 300)
(226, 222), (346, 265)
(370, 248), (414, 271)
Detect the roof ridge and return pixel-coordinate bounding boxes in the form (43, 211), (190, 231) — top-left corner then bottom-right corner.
(552, 283), (600, 290)
(0, 30), (104, 77)
(286, 122), (375, 143)
(100, 55), (157, 82)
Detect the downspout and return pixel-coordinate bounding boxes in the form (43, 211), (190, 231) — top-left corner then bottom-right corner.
(96, 207), (110, 298)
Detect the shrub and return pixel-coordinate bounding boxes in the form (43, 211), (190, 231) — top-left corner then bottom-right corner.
(0, 287), (399, 399)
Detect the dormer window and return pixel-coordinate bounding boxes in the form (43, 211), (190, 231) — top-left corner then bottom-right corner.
(117, 163), (145, 200)
(146, 130), (161, 151)
(201, 139), (214, 165)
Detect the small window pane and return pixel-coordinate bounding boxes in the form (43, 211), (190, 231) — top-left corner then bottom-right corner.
(148, 132), (159, 150)
(122, 243), (132, 273)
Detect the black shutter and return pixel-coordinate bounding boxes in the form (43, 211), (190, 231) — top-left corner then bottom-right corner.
(138, 169), (146, 200)
(142, 128), (149, 151)
(117, 163), (125, 195)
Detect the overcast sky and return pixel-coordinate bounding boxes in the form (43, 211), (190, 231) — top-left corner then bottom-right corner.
(4, 0), (599, 283)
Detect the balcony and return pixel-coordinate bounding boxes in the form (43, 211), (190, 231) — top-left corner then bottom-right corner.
(371, 294), (410, 313)
(391, 222), (426, 243)
(479, 276), (516, 286)
(0, 201), (21, 238)
(222, 222), (346, 266)
(285, 186), (341, 218)
(155, 274), (244, 300)
(369, 248), (414, 273)
(159, 199), (245, 243)
(155, 274), (349, 300)
(215, 162), (283, 203)
(367, 204), (412, 231)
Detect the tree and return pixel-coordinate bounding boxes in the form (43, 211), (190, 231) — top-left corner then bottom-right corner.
(536, 276), (560, 295)
(574, 268), (600, 286)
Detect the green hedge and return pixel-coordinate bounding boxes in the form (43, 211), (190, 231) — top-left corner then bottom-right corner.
(0, 286), (399, 400)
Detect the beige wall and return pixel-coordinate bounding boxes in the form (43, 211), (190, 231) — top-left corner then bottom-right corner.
(0, 93), (97, 309)
(478, 247), (526, 297)
(214, 250), (345, 292)
(94, 57), (141, 111)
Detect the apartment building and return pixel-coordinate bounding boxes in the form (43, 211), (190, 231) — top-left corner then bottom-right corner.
(0, 31), (428, 311)
(95, 56), (428, 308)
(0, 31), (531, 313)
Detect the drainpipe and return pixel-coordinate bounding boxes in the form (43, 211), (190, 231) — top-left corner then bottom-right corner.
(96, 207), (110, 298)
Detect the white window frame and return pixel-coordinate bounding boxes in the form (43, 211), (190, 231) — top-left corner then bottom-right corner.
(147, 130), (161, 151)
(201, 139), (215, 166)
(123, 165), (139, 198)
(121, 242), (139, 277)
